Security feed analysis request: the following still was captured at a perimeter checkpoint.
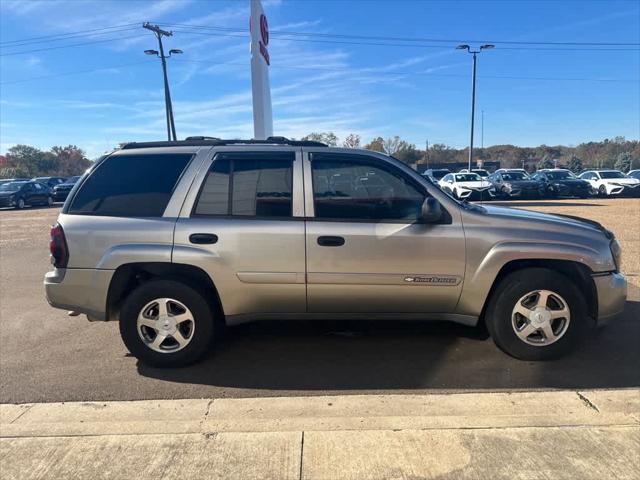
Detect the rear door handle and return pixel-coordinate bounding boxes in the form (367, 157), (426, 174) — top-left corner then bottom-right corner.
(317, 236), (345, 247)
(189, 233), (218, 245)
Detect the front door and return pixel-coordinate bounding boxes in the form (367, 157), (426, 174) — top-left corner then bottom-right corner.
(304, 151), (465, 314)
(173, 148), (307, 320)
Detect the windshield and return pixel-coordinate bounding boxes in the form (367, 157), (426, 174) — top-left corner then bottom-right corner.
(600, 171), (626, 179)
(455, 173), (482, 182)
(430, 170), (450, 179)
(0, 182), (25, 192)
(501, 172), (528, 181)
(546, 170), (576, 180)
(473, 170), (489, 177)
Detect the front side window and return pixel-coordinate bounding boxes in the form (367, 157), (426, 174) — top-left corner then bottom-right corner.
(194, 152), (294, 218)
(68, 153), (193, 217)
(311, 153), (426, 222)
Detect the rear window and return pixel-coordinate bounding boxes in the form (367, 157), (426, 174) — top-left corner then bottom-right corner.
(68, 153), (192, 217)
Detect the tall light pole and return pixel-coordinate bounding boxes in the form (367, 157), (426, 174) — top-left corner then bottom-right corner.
(143, 22), (182, 141)
(456, 44), (494, 171)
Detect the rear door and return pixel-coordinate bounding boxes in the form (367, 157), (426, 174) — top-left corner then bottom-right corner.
(173, 148), (307, 320)
(303, 150), (465, 314)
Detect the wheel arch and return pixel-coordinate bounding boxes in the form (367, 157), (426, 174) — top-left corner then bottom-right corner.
(106, 262), (224, 323)
(478, 259), (597, 326)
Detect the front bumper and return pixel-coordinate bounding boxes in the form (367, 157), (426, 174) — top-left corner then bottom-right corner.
(0, 197), (16, 208)
(503, 187), (544, 198)
(44, 267), (113, 321)
(458, 188), (496, 200)
(53, 190), (71, 201)
(593, 272), (627, 325)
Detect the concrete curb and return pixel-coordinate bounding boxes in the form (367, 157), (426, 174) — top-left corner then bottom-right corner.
(1, 389), (638, 438)
(1, 389), (639, 480)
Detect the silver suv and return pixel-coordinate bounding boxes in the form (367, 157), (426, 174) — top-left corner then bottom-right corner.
(45, 138), (627, 367)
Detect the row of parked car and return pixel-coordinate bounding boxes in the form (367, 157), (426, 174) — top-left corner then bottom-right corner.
(0, 175), (82, 209)
(422, 167), (640, 201)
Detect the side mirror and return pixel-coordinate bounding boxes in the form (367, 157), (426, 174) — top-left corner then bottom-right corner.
(421, 197), (442, 223)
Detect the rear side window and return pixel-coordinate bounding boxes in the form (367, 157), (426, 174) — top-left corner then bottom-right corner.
(194, 152), (293, 218)
(68, 153), (192, 217)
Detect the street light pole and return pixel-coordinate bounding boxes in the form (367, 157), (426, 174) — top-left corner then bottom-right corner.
(143, 22), (182, 141)
(457, 44), (494, 171)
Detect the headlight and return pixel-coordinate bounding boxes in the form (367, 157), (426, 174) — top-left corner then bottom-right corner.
(610, 238), (622, 272)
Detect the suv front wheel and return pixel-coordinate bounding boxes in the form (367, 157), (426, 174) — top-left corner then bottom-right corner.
(485, 268), (589, 360)
(119, 280), (215, 367)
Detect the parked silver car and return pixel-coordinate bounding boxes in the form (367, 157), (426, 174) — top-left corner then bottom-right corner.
(45, 138), (627, 366)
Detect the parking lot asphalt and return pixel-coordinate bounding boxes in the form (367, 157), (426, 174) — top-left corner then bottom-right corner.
(1, 199), (639, 404)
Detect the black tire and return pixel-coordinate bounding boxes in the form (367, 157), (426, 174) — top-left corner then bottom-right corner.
(16, 198), (25, 209)
(119, 279), (215, 367)
(598, 185), (607, 196)
(484, 268), (589, 361)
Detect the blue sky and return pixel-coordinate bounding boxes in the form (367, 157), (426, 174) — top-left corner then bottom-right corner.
(1, 0), (639, 158)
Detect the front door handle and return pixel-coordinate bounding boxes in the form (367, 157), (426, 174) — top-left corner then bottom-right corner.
(317, 236), (345, 247)
(189, 233), (218, 245)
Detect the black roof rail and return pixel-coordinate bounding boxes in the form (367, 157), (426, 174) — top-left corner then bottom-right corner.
(121, 136), (327, 150)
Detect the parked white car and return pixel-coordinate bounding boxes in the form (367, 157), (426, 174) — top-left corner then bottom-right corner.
(578, 170), (640, 196)
(439, 173), (496, 200)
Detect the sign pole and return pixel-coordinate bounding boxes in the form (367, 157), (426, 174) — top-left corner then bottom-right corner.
(250, 0), (273, 140)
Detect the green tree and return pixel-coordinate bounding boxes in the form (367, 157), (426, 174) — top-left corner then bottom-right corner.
(5, 144), (55, 176)
(364, 136), (385, 152)
(51, 145), (91, 176)
(566, 155), (584, 174)
(614, 152), (632, 172)
(342, 133), (361, 149)
(302, 132), (338, 146)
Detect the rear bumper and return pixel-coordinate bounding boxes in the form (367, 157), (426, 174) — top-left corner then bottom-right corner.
(593, 272), (627, 325)
(44, 268), (113, 320)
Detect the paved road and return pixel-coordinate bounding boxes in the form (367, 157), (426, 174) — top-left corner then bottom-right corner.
(1, 203), (639, 403)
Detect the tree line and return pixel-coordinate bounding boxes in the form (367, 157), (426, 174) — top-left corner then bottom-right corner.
(2, 135), (638, 178)
(1, 145), (92, 178)
(301, 133), (640, 172)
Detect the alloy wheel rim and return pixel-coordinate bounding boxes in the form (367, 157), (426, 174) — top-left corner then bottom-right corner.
(136, 298), (195, 353)
(511, 289), (571, 346)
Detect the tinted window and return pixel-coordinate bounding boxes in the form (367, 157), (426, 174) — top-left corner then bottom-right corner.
(69, 153), (192, 217)
(546, 170), (575, 180)
(194, 152), (293, 217)
(311, 154), (425, 222)
(502, 172), (527, 181)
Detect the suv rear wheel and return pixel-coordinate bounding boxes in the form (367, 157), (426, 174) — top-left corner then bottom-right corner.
(485, 268), (588, 360)
(119, 280), (215, 367)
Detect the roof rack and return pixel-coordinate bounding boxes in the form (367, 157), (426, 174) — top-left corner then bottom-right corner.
(121, 136), (327, 150)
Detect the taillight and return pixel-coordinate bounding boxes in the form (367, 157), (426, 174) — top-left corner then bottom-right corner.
(50, 224), (68, 268)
